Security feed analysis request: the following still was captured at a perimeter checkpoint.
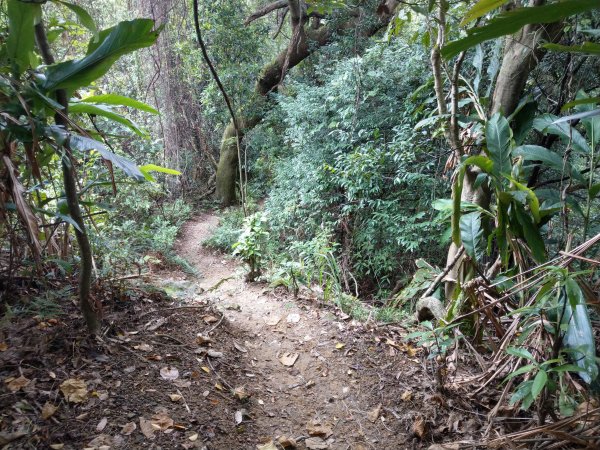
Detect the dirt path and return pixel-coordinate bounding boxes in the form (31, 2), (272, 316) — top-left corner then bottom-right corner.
(166, 213), (438, 449)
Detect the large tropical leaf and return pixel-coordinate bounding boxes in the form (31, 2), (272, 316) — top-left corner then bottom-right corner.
(53, 1), (98, 36)
(459, 211), (484, 262)
(442, 0), (600, 60)
(485, 113), (512, 176)
(460, 0), (511, 26)
(513, 145), (584, 182)
(533, 114), (591, 153)
(68, 134), (145, 180)
(44, 19), (160, 91)
(68, 102), (146, 136)
(80, 94), (159, 114)
(542, 42), (600, 56)
(6, 0), (41, 76)
(139, 164), (181, 182)
(572, 91), (600, 147)
(561, 281), (598, 384)
(512, 202), (546, 263)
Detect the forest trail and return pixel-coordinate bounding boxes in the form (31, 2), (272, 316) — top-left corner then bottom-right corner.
(162, 212), (435, 449)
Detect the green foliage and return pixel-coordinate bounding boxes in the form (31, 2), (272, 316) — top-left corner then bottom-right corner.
(252, 39), (448, 296)
(44, 18), (161, 91)
(233, 212), (270, 280)
(443, 0), (600, 59)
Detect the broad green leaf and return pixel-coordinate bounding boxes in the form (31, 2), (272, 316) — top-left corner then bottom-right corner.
(485, 113), (512, 176)
(531, 370), (547, 400)
(54, 1), (98, 37)
(139, 164), (182, 182)
(505, 364), (537, 380)
(506, 346), (536, 362)
(513, 202), (546, 263)
(68, 134), (145, 180)
(509, 380), (532, 406)
(562, 281), (598, 384)
(511, 101), (537, 146)
(460, 212), (484, 262)
(463, 155), (494, 174)
(460, 0), (511, 26)
(573, 91), (600, 147)
(562, 97), (600, 111)
(68, 102), (146, 136)
(442, 0), (600, 60)
(542, 42), (600, 56)
(80, 94), (159, 114)
(506, 176), (540, 223)
(451, 165), (466, 245)
(589, 183), (600, 199)
(6, 0), (41, 76)
(513, 145), (584, 183)
(44, 19), (161, 92)
(533, 113), (591, 153)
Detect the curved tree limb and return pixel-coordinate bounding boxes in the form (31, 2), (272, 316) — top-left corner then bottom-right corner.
(245, 0), (288, 25)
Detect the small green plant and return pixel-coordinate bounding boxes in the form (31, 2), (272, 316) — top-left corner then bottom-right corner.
(270, 260), (308, 297)
(233, 212), (270, 281)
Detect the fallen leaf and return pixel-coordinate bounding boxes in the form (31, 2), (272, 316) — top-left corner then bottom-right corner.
(0, 342), (7, 351)
(0, 429), (28, 446)
(41, 402), (57, 420)
(234, 410), (244, 425)
(233, 386), (248, 401)
(169, 393), (182, 402)
(367, 403), (382, 423)
(305, 437), (328, 449)
(60, 379), (88, 403)
(401, 390), (412, 401)
(96, 417), (108, 432)
(233, 341), (247, 353)
(428, 445), (459, 450)
(160, 366), (179, 381)
(151, 413), (173, 431)
(306, 420), (333, 438)
(279, 352), (299, 367)
(412, 416), (426, 439)
(215, 382), (224, 391)
(201, 366), (210, 373)
(257, 441), (278, 450)
(174, 379), (192, 389)
(121, 422), (136, 435)
(188, 433), (198, 442)
(49, 444), (64, 449)
(5, 375), (30, 393)
(196, 334), (213, 345)
(278, 436), (297, 448)
(335, 343), (345, 350)
(264, 315), (281, 326)
(134, 343), (153, 352)
(286, 313), (300, 323)
(139, 417), (156, 439)
(207, 349), (224, 358)
(202, 315), (219, 324)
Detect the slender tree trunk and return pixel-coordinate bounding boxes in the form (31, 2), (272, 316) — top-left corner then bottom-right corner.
(35, 23), (100, 335)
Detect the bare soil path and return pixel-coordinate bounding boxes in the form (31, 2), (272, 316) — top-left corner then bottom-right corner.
(162, 212), (467, 449)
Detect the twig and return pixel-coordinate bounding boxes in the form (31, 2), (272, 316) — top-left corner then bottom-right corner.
(138, 304), (208, 319)
(420, 246), (465, 299)
(206, 313), (225, 334)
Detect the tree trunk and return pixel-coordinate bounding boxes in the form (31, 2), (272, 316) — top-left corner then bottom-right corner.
(35, 23), (100, 335)
(443, 1), (563, 300)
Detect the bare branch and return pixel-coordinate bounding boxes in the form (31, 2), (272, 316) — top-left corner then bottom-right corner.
(245, 0), (288, 25)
